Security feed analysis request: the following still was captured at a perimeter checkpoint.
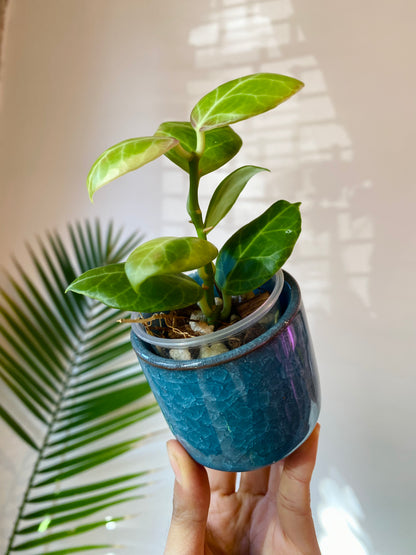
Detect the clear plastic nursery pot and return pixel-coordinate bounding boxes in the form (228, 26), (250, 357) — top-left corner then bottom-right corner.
(130, 271), (321, 472)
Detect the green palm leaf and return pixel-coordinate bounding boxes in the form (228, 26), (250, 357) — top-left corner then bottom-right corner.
(0, 221), (159, 553)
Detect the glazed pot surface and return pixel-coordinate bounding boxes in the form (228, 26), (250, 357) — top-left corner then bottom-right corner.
(131, 271), (320, 471)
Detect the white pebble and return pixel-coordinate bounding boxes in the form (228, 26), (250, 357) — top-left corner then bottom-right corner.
(190, 310), (205, 321)
(189, 320), (215, 335)
(199, 342), (229, 359)
(169, 348), (192, 361)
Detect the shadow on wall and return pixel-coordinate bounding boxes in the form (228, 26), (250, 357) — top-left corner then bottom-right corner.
(160, 0), (377, 552)
(161, 0), (373, 317)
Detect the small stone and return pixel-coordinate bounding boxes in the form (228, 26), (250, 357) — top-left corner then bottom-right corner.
(199, 342), (229, 359)
(169, 348), (192, 361)
(190, 310), (205, 321)
(189, 320), (215, 335)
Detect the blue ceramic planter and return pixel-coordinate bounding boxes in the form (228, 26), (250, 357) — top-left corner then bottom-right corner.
(130, 271), (320, 471)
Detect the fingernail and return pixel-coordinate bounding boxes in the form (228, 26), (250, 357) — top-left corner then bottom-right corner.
(167, 441), (183, 486)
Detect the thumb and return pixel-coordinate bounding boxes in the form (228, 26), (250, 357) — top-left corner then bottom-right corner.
(164, 440), (210, 555)
(278, 424), (321, 554)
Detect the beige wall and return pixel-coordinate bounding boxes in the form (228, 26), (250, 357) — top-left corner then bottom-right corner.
(1, 1), (416, 553)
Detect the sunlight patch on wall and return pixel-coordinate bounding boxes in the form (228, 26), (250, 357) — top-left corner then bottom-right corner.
(318, 474), (376, 555)
(161, 0), (375, 318)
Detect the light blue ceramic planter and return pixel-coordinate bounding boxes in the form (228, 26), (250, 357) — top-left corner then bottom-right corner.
(130, 271), (320, 471)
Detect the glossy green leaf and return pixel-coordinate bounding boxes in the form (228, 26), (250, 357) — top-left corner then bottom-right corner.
(156, 121), (242, 175)
(133, 273), (204, 312)
(125, 237), (217, 291)
(215, 200), (301, 295)
(191, 73), (304, 132)
(66, 263), (143, 311)
(205, 165), (269, 230)
(87, 136), (178, 200)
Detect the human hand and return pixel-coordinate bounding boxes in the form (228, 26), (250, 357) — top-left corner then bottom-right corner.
(164, 424), (321, 555)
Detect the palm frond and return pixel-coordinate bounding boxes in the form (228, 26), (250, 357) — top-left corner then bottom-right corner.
(0, 220), (159, 554)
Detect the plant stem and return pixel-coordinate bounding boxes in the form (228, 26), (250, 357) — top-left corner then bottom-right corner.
(195, 129), (205, 157)
(220, 293), (232, 321)
(187, 151), (218, 323)
(187, 156), (204, 238)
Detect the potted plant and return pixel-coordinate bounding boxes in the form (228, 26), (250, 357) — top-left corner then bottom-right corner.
(67, 73), (321, 471)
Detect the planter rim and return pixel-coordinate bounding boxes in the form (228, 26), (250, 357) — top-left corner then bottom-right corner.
(131, 270), (302, 370)
(131, 269), (284, 350)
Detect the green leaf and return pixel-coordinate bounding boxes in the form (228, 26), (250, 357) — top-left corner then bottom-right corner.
(75, 342), (133, 376)
(205, 165), (269, 230)
(66, 259), (207, 313)
(50, 406), (157, 447)
(0, 286), (67, 370)
(1, 222), (157, 553)
(8, 263), (75, 349)
(0, 348), (56, 412)
(36, 439), (141, 478)
(133, 273), (204, 312)
(191, 73), (304, 132)
(31, 546), (112, 555)
(215, 200), (302, 295)
(22, 487), (141, 518)
(65, 363), (137, 391)
(64, 369), (137, 400)
(156, 121), (242, 175)
(19, 496), (142, 533)
(56, 382), (150, 424)
(26, 244), (82, 339)
(87, 136), (179, 200)
(0, 404), (38, 450)
(66, 263), (143, 311)
(0, 300), (63, 382)
(33, 446), (134, 486)
(125, 236), (217, 291)
(0, 367), (49, 423)
(28, 472), (148, 501)
(38, 438), (144, 474)
(11, 518), (124, 550)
